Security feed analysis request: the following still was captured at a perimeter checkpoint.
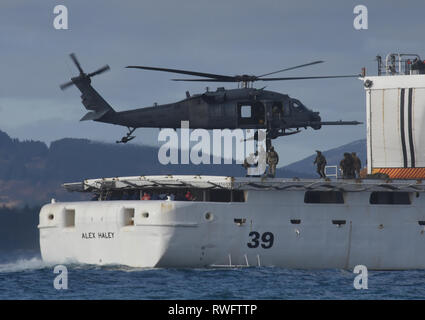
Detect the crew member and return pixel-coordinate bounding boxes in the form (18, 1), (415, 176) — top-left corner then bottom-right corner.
(314, 150), (327, 178)
(185, 190), (194, 201)
(272, 104), (282, 120)
(340, 153), (354, 179)
(141, 192), (151, 200)
(351, 152), (362, 178)
(266, 146), (279, 178)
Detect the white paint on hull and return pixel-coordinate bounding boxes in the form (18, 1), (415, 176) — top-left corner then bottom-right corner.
(39, 190), (425, 269)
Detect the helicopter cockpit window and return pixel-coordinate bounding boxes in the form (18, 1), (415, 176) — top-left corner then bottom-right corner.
(283, 101), (290, 116)
(292, 99), (305, 112)
(240, 105), (252, 118)
(272, 102), (283, 119)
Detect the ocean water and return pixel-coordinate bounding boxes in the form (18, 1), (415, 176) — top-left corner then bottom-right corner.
(0, 252), (425, 300)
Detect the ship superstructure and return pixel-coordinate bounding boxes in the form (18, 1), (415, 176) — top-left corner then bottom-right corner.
(363, 53), (425, 178)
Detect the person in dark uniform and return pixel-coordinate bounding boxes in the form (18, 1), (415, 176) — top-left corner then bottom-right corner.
(313, 150), (327, 178)
(351, 152), (362, 178)
(340, 153), (355, 179)
(266, 146), (279, 178)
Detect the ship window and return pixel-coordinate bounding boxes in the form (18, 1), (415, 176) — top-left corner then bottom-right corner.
(64, 209), (75, 227)
(231, 190), (245, 202)
(123, 208), (135, 226)
(369, 192), (411, 205)
(304, 191), (344, 204)
(208, 190), (245, 202)
(209, 189), (231, 202)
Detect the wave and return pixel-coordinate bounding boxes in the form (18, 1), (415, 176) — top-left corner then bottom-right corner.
(0, 257), (51, 273)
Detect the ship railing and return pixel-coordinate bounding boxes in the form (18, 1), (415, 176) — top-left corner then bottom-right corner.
(376, 53), (422, 76)
(62, 175), (425, 194)
(325, 165), (339, 179)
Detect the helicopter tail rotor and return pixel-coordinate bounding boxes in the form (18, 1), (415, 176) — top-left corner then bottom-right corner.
(59, 53), (116, 123)
(60, 53), (110, 90)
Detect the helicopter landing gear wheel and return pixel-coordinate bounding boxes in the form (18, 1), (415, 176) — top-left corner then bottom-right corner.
(116, 127), (137, 144)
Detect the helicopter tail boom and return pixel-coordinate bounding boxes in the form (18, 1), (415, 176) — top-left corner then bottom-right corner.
(60, 53), (116, 123)
(73, 78), (116, 122)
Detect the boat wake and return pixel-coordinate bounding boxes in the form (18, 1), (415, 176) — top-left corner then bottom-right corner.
(0, 257), (51, 273)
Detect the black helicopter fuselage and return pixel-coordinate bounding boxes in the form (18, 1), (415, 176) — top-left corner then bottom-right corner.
(62, 53), (361, 143)
(94, 87), (323, 132)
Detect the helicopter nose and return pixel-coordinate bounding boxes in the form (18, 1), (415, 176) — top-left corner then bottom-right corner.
(311, 113), (322, 130)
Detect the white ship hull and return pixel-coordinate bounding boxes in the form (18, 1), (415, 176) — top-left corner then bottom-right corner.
(39, 188), (425, 269)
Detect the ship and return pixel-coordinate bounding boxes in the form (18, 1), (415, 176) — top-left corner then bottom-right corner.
(39, 53), (425, 269)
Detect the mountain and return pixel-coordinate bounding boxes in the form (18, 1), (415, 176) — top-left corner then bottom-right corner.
(279, 139), (366, 178)
(0, 129), (366, 206)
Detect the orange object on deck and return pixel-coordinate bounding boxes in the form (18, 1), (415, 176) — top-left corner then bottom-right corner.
(372, 168), (425, 179)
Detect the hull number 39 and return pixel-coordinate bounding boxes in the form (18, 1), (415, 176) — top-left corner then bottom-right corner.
(247, 231), (274, 249)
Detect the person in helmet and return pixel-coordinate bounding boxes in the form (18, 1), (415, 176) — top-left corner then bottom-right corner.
(266, 146), (279, 178)
(314, 150), (327, 178)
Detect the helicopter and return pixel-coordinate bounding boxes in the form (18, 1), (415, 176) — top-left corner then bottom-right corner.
(60, 53), (362, 149)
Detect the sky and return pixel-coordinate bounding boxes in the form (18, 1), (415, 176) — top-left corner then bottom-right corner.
(0, 0), (424, 166)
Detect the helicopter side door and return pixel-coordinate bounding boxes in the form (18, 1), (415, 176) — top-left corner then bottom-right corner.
(237, 101), (266, 128)
(188, 97), (209, 128)
(206, 102), (236, 129)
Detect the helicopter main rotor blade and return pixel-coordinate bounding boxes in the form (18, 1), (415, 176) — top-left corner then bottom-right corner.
(126, 66), (235, 81)
(257, 74), (361, 81)
(70, 53), (84, 74)
(126, 64), (359, 84)
(171, 74), (360, 82)
(257, 61), (324, 78)
(171, 78), (236, 82)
